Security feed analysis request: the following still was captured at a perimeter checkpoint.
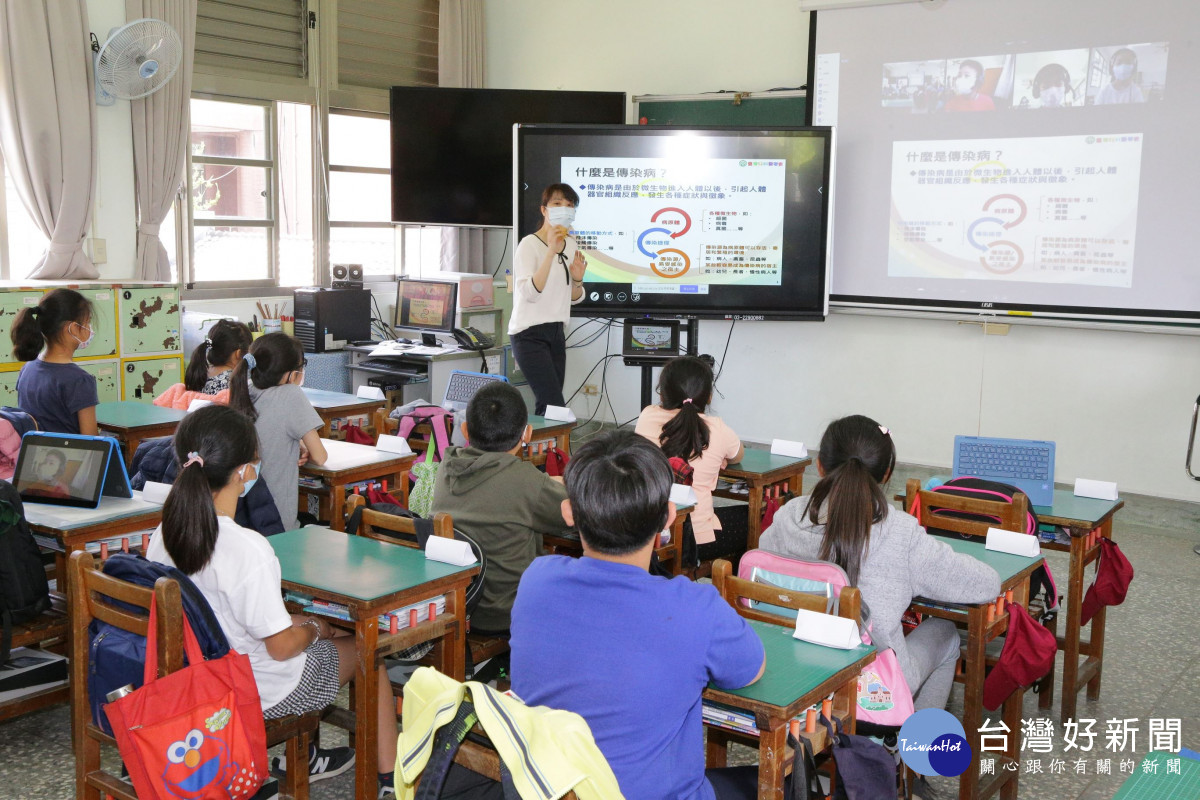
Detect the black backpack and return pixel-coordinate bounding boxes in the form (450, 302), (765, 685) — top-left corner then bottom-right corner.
(0, 481), (51, 664)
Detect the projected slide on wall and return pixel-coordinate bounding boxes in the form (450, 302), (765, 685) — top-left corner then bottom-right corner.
(560, 157), (786, 293)
(889, 134), (1142, 287)
(812, 0), (1200, 319)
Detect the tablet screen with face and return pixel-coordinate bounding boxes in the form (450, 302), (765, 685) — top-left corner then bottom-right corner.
(14, 433), (114, 508)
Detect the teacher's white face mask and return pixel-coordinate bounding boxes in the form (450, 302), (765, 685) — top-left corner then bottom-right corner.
(547, 206), (576, 228)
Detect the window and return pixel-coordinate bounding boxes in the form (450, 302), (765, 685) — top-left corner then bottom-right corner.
(0, 155), (48, 280)
(188, 97), (314, 287)
(327, 111), (399, 279)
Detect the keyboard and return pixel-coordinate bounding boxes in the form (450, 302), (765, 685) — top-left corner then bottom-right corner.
(442, 370), (508, 412)
(952, 436), (1056, 506)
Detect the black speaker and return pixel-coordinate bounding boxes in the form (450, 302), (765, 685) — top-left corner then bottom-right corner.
(332, 263), (363, 289)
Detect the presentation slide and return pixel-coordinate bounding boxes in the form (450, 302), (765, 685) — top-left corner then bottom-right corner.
(813, 0), (1200, 319)
(561, 157), (786, 293)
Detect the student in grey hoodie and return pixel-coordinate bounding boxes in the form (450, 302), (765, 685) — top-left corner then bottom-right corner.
(432, 382), (568, 635)
(759, 415), (1001, 712)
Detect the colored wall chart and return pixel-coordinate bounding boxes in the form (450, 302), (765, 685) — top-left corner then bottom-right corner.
(889, 134), (1143, 286)
(561, 157), (786, 292)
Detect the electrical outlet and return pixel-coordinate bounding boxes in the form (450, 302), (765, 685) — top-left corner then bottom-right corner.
(583, 384), (599, 396)
(88, 238), (107, 264)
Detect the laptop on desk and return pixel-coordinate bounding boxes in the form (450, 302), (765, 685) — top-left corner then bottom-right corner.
(952, 435), (1056, 506)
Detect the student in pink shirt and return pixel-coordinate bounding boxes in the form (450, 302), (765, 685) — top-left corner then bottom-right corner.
(944, 59), (995, 112)
(635, 356), (746, 569)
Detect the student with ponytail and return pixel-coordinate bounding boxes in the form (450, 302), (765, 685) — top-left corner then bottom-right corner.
(185, 319), (253, 394)
(635, 356), (746, 566)
(760, 415), (1001, 711)
(147, 405), (398, 792)
(228, 332), (326, 530)
(11, 288), (99, 434)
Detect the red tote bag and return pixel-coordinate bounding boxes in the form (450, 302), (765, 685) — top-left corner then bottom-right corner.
(105, 598), (269, 800)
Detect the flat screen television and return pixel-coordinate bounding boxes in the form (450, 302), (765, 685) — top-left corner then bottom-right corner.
(390, 87), (626, 227)
(515, 124), (835, 321)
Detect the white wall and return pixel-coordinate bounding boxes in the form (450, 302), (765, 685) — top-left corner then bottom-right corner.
(484, 0), (1200, 502)
(85, 0), (138, 279)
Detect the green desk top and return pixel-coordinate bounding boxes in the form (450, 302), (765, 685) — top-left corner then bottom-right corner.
(1112, 751), (1200, 799)
(724, 447), (811, 476)
(96, 401), (186, 428)
(928, 475), (1121, 525)
(709, 619), (874, 708)
(936, 537), (1042, 584)
(25, 492), (163, 531)
(528, 415), (575, 432)
(301, 387), (382, 409)
(269, 527), (477, 602)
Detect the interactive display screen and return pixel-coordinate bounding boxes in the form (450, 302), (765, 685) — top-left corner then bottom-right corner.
(516, 125), (834, 321)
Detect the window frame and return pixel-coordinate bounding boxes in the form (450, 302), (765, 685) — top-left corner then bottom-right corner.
(326, 107), (400, 284)
(186, 95), (280, 291)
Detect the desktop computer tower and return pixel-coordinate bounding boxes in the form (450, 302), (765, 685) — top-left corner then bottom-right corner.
(293, 287), (371, 352)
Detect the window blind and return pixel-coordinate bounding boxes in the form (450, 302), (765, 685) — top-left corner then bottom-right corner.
(196, 0), (308, 78)
(338, 0), (438, 89)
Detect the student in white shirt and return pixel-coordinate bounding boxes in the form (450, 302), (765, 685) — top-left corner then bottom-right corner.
(508, 183), (588, 415)
(147, 405), (399, 798)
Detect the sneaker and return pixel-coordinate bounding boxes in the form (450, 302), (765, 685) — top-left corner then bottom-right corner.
(378, 783), (396, 799)
(271, 745), (355, 783)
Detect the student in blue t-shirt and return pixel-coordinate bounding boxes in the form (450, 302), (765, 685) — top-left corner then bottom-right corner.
(510, 429), (767, 800)
(12, 288), (99, 435)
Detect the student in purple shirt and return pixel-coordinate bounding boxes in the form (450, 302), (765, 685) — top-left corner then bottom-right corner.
(12, 289), (99, 435)
(510, 430), (767, 800)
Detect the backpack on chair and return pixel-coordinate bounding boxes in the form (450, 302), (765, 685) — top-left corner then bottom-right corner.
(391, 406), (453, 517)
(0, 482), (51, 665)
(738, 549), (915, 728)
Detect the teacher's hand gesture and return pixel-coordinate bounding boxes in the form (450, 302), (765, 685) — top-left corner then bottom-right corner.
(546, 224), (568, 254)
(570, 251), (588, 282)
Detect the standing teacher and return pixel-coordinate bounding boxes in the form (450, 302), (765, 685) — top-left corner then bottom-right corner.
(509, 183), (587, 415)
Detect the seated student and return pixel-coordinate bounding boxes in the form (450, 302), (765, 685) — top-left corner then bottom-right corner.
(147, 405), (399, 796)
(11, 288), (99, 435)
(759, 415), (1001, 712)
(432, 381), (567, 636)
(509, 430), (766, 800)
(635, 356), (745, 567)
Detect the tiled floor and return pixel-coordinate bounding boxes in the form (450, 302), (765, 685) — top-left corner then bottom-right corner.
(3, 461), (1198, 799)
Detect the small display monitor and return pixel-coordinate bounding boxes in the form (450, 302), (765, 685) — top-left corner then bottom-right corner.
(394, 279), (458, 337)
(622, 319), (680, 358)
(13, 432), (131, 508)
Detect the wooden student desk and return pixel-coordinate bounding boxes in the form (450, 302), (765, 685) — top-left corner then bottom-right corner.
(715, 448), (813, 549)
(95, 401), (186, 468)
(521, 415), (577, 465)
(301, 387), (386, 438)
(703, 618), (875, 800)
(1031, 490), (1124, 722)
(270, 526), (479, 800)
(910, 538), (1044, 800)
(918, 478), (1125, 722)
(26, 493), (164, 590)
(299, 439), (415, 531)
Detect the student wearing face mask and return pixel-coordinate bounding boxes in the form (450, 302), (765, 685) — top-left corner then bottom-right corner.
(1033, 63), (1074, 109)
(1096, 48), (1145, 105)
(944, 59), (995, 112)
(509, 183), (588, 415)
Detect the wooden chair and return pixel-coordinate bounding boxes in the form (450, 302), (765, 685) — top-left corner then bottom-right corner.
(711, 558), (864, 798)
(69, 551), (320, 800)
(904, 478), (1056, 710)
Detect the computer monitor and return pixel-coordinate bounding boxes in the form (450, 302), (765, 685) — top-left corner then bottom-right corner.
(394, 278), (458, 346)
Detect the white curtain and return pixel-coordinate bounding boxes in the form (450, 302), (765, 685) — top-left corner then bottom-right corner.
(128, 0), (196, 281)
(437, 0), (485, 274)
(0, 1), (98, 279)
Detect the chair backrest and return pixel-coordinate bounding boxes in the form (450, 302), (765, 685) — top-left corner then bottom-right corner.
(344, 493), (454, 545)
(69, 550), (184, 800)
(904, 477), (1027, 538)
(712, 557), (861, 629)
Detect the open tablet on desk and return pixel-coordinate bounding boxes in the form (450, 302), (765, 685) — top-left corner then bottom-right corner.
(13, 432), (132, 509)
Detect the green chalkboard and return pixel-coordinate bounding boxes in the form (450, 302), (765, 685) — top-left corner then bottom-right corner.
(637, 93), (807, 127)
